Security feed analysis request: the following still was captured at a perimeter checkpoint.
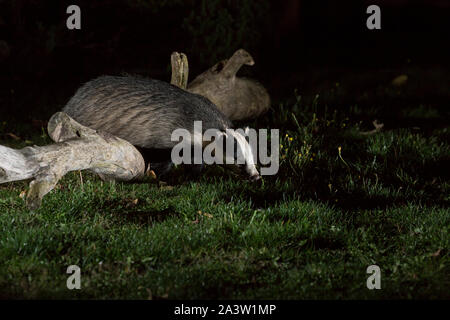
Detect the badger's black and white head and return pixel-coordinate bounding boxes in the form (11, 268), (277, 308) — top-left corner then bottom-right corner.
(218, 127), (260, 181)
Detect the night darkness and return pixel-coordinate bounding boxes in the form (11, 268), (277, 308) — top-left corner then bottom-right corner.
(1, 1), (449, 121)
(0, 0), (449, 304)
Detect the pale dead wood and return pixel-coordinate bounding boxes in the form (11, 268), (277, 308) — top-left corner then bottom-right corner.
(170, 50), (271, 121)
(187, 49), (270, 121)
(170, 52), (189, 89)
(0, 112), (145, 211)
(360, 120), (384, 135)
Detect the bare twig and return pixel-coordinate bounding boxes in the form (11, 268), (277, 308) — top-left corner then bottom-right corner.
(360, 120), (384, 135)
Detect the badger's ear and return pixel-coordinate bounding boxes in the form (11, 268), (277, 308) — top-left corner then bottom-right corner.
(244, 127), (250, 135)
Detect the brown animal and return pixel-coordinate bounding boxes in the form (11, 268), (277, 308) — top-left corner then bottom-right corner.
(187, 49), (270, 121)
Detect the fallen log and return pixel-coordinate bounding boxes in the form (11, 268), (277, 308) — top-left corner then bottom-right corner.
(169, 50), (271, 121)
(187, 49), (271, 121)
(0, 112), (145, 210)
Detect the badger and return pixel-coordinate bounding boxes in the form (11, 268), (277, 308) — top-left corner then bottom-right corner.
(63, 75), (260, 181)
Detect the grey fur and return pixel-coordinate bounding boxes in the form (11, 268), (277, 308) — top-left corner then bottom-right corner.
(63, 75), (232, 149)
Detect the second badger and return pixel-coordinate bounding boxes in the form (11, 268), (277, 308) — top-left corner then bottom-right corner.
(63, 75), (260, 180)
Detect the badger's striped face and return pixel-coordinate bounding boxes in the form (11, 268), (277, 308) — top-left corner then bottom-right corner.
(225, 128), (260, 181)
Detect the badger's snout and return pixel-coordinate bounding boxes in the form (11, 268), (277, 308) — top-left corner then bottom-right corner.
(245, 163), (260, 182)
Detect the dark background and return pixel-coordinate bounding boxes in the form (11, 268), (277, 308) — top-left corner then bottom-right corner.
(0, 0), (449, 128)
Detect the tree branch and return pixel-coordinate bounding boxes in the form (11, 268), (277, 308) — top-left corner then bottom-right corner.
(0, 112), (145, 211)
(170, 52), (189, 89)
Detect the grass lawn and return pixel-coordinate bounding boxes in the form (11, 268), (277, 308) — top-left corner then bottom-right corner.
(0, 69), (449, 299)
